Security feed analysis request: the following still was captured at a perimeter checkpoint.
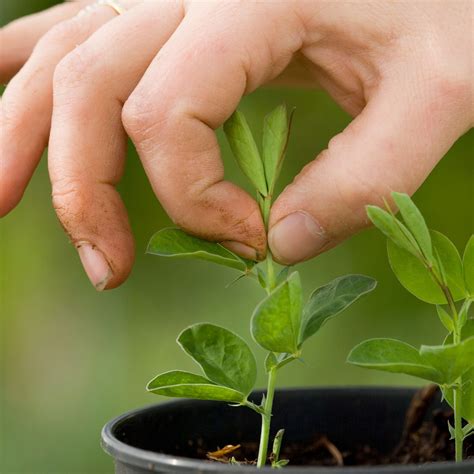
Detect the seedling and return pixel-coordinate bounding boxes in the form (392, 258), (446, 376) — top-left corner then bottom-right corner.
(146, 105), (376, 468)
(348, 194), (474, 462)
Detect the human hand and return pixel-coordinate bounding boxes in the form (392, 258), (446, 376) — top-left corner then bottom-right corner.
(1, 0), (472, 290)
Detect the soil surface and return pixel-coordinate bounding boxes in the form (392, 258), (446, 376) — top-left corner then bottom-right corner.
(196, 385), (473, 466)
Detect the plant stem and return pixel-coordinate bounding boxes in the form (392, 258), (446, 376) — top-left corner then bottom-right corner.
(454, 383), (464, 462)
(266, 253), (276, 292)
(450, 299), (464, 462)
(428, 263), (464, 462)
(261, 194), (272, 231)
(257, 368), (277, 468)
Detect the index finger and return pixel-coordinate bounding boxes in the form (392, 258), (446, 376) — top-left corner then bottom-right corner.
(122, 3), (305, 259)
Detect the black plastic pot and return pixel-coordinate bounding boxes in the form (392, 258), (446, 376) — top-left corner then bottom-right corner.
(101, 387), (474, 473)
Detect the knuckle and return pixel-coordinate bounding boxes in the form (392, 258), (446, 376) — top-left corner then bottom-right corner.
(51, 179), (87, 230)
(1, 85), (26, 135)
(122, 93), (177, 143)
(36, 19), (81, 50)
(416, 41), (471, 105)
(429, 72), (471, 106)
(53, 46), (98, 93)
(324, 139), (383, 217)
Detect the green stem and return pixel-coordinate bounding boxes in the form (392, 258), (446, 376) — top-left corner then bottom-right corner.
(261, 194), (272, 231)
(450, 300), (464, 462)
(266, 253), (276, 293)
(454, 384), (464, 462)
(427, 263), (464, 462)
(257, 368), (277, 468)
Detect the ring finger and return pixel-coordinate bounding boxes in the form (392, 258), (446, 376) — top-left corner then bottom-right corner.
(0, 0), (139, 216)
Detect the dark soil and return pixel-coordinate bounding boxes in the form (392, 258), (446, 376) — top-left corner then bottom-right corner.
(198, 385), (473, 467)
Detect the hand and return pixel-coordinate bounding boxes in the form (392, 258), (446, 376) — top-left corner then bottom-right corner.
(1, 1), (472, 290)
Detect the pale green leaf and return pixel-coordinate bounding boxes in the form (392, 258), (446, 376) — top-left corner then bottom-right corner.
(147, 370), (245, 403)
(464, 235), (474, 296)
(387, 239), (443, 304)
(251, 272), (302, 354)
(431, 231), (466, 300)
(177, 323), (256, 396)
(392, 192), (433, 262)
(265, 352), (278, 373)
(347, 338), (443, 383)
(443, 320), (474, 423)
(264, 352), (294, 372)
(436, 306), (454, 333)
(387, 230), (465, 304)
(366, 206), (418, 256)
(147, 228), (254, 272)
(223, 110), (267, 196)
(257, 267), (267, 289)
(420, 337), (474, 385)
(262, 105), (294, 192)
(459, 299), (472, 329)
(299, 275), (377, 345)
(275, 266), (290, 287)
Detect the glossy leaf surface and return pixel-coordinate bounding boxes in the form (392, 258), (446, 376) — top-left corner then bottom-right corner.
(251, 272), (302, 354)
(348, 338), (443, 383)
(178, 323), (257, 396)
(147, 370), (245, 402)
(224, 110), (267, 196)
(147, 228), (254, 272)
(299, 275), (377, 344)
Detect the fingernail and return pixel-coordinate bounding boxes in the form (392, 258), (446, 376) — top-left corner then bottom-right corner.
(221, 241), (258, 261)
(268, 211), (327, 264)
(77, 242), (113, 291)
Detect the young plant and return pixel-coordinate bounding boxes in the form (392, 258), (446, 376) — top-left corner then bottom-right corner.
(347, 193), (474, 462)
(146, 105), (377, 468)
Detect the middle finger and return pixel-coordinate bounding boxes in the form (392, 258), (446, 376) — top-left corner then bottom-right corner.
(48, 1), (184, 289)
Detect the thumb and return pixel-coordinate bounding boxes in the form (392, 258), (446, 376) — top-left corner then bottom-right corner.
(268, 78), (471, 264)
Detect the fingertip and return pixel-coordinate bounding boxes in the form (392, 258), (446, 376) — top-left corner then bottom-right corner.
(221, 241), (258, 261)
(76, 236), (134, 291)
(268, 211), (329, 265)
(0, 178), (25, 218)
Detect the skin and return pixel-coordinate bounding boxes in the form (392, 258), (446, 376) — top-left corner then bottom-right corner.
(0, 0), (472, 290)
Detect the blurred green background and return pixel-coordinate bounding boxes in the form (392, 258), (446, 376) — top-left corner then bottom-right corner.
(1, 1), (473, 473)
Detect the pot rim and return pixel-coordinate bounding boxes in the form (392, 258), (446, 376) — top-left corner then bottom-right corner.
(101, 386), (474, 473)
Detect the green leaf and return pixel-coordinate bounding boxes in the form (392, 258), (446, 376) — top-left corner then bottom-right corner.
(275, 266), (290, 287)
(147, 228), (255, 272)
(347, 338), (443, 383)
(256, 267), (267, 289)
(420, 337), (474, 385)
(223, 110), (267, 196)
(443, 320), (474, 423)
(264, 352), (294, 372)
(265, 352), (278, 373)
(262, 105), (294, 192)
(177, 324), (257, 396)
(431, 231), (466, 300)
(436, 306), (454, 333)
(388, 238), (442, 303)
(251, 272), (302, 354)
(366, 205), (419, 256)
(459, 299), (472, 329)
(387, 230), (465, 304)
(392, 192), (433, 262)
(147, 370), (245, 403)
(464, 235), (474, 296)
(299, 275), (377, 345)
